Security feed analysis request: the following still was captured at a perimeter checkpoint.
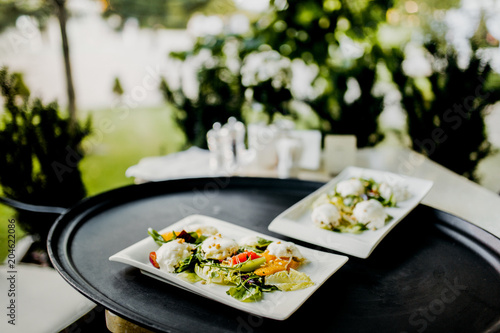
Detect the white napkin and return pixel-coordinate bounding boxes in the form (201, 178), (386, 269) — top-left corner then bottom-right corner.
(125, 147), (218, 182)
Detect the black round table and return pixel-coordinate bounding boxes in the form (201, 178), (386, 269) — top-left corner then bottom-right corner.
(48, 177), (500, 332)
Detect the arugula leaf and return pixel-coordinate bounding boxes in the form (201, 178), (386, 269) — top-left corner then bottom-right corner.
(194, 234), (208, 244)
(148, 228), (168, 246)
(175, 247), (205, 273)
(256, 237), (273, 249)
(227, 284), (263, 302)
(175, 256), (195, 273)
(239, 237), (273, 253)
(226, 275), (279, 302)
(382, 194), (397, 207)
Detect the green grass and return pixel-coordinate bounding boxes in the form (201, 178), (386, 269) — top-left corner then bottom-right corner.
(0, 204), (19, 262)
(80, 105), (185, 195)
(0, 105), (185, 261)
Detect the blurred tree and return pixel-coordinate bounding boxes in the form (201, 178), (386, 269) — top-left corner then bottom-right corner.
(254, 0), (395, 146)
(0, 0), (77, 125)
(387, 40), (499, 180)
(160, 39), (246, 148)
(380, 0), (500, 180)
(0, 67), (91, 245)
(159, 0), (394, 148)
(53, 0), (77, 126)
(0, 0), (51, 32)
(100, 0), (234, 30)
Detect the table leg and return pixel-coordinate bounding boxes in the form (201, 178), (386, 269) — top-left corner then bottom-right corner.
(105, 310), (154, 333)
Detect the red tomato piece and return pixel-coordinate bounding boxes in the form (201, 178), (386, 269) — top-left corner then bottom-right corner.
(149, 251), (160, 269)
(230, 251), (260, 265)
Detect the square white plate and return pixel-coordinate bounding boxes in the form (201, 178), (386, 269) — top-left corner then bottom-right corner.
(268, 167), (433, 259)
(109, 214), (348, 320)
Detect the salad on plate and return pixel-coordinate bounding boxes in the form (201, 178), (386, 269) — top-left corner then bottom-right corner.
(147, 224), (314, 302)
(311, 177), (411, 233)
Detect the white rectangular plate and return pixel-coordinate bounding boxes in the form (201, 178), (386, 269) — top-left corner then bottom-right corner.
(109, 214), (348, 320)
(268, 167), (433, 258)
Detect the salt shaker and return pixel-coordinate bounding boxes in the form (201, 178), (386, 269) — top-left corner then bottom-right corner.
(223, 117), (246, 170)
(207, 122), (224, 172)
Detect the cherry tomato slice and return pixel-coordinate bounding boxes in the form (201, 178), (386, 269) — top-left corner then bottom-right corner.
(149, 251), (160, 269)
(230, 251), (261, 265)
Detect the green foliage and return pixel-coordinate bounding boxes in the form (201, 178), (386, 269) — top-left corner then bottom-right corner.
(388, 42), (498, 180)
(160, 35), (249, 148)
(160, 68), (244, 148)
(0, 0), (52, 33)
(159, 0), (394, 148)
(0, 67), (91, 241)
(101, 0), (228, 30)
(159, 0), (497, 178)
(257, 0), (394, 146)
(306, 46), (386, 146)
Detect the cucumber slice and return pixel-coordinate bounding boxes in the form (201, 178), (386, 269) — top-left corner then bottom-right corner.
(236, 257), (266, 272)
(194, 257), (266, 284)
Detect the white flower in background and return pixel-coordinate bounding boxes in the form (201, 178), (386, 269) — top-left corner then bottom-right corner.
(241, 50), (291, 87)
(373, 81), (406, 130)
(234, 0), (270, 12)
(344, 77), (361, 104)
(106, 14), (122, 30)
(13, 15), (42, 44)
(402, 43), (433, 77)
(486, 12), (500, 41)
(339, 35), (365, 59)
(187, 14), (224, 37)
(222, 38), (242, 74)
(445, 7), (480, 69)
(477, 48), (500, 73)
(228, 14), (250, 35)
(290, 59), (319, 100)
(164, 48), (214, 101)
(442, 0), (500, 71)
(164, 58), (182, 91)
